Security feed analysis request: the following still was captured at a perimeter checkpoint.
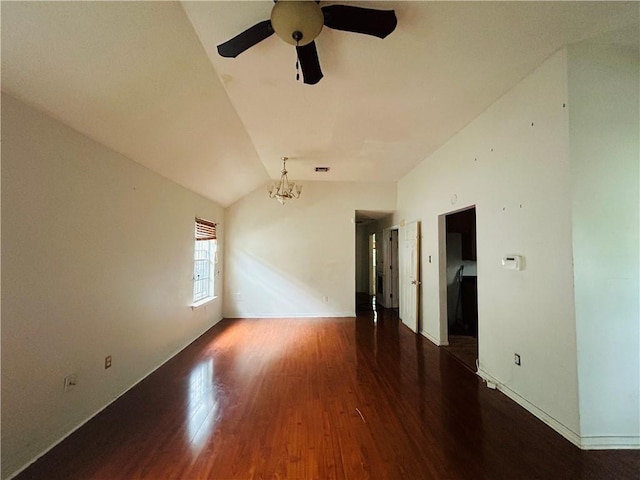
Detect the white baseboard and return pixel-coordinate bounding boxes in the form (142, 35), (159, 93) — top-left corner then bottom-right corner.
(421, 330), (447, 346)
(7, 317), (223, 480)
(580, 436), (640, 449)
(476, 368), (582, 448)
(226, 312), (354, 319)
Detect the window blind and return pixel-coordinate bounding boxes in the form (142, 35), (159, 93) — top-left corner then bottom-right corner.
(195, 217), (217, 241)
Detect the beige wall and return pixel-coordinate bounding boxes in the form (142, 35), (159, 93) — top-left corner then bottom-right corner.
(568, 40), (640, 447)
(395, 42), (640, 448)
(396, 50), (581, 441)
(223, 181), (396, 318)
(1, 94), (225, 478)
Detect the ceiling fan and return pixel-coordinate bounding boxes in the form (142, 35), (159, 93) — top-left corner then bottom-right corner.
(217, 1), (397, 85)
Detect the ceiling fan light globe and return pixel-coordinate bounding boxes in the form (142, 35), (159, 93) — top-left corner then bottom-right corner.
(271, 0), (323, 46)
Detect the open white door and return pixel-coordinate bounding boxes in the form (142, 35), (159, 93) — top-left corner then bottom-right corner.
(399, 221), (420, 333)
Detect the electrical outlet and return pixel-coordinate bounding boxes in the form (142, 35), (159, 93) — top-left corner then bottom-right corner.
(64, 374), (77, 392)
(105, 355), (112, 369)
(514, 353), (521, 366)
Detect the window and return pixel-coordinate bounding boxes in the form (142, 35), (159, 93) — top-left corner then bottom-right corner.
(193, 218), (217, 304)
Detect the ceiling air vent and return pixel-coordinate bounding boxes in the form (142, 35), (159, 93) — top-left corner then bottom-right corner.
(315, 167), (330, 172)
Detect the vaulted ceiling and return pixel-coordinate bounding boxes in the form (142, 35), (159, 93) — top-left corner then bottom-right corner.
(2, 1), (638, 206)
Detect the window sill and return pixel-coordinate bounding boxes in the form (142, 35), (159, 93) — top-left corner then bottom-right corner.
(190, 296), (217, 310)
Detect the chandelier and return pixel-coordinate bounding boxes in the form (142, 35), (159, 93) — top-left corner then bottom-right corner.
(268, 157), (302, 204)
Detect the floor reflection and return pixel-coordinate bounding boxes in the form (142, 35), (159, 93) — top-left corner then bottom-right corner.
(187, 359), (219, 455)
(355, 292), (402, 396)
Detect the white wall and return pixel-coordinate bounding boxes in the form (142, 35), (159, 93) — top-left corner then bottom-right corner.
(1, 94), (225, 478)
(396, 50), (581, 441)
(568, 41), (640, 447)
(224, 182), (396, 318)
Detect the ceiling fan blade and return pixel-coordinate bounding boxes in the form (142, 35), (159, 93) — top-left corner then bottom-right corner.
(296, 41), (323, 85)
(322, 5), (397, 39)
(217, 20), (274, 58)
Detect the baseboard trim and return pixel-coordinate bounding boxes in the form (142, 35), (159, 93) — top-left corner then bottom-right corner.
(476, 368), (582, 448)
(421, 330), (447, 346)
(580, 436), (640, 449)
(225, 312), (354, 319)
(6, 317), (223, 480)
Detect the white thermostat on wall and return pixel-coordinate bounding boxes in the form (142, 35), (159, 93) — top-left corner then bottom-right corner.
(502, 255), (524, 271)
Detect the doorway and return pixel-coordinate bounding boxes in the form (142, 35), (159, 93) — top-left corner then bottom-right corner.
(441, 207), (478, 371)
(354, 210), (395, 312)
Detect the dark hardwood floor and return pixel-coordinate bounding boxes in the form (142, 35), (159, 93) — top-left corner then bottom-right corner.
(14, 301), (639, 479)
(441, 335), (478, 373)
